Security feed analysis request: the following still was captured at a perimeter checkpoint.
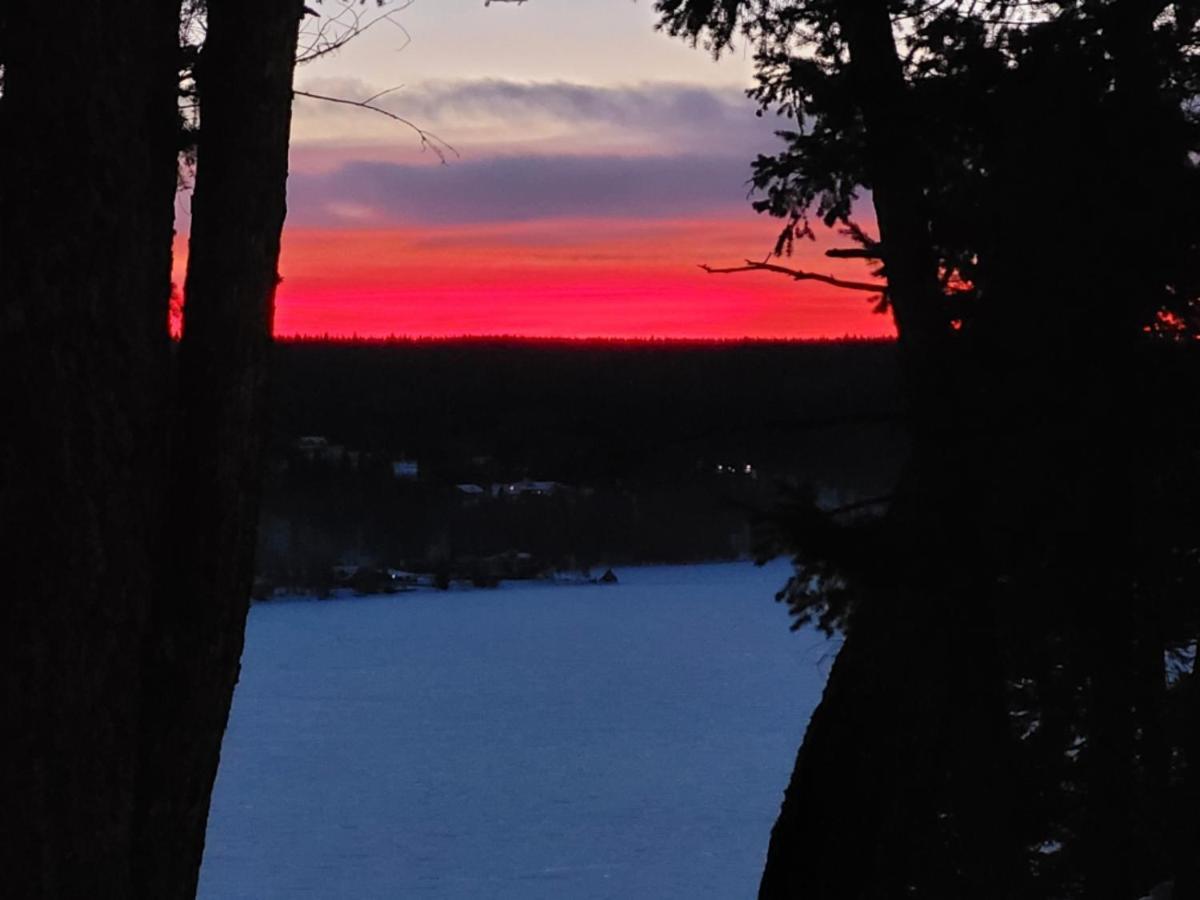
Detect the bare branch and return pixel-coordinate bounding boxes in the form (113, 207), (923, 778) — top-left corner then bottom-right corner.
(699, 259), (886, 294)
(825, 247), (879, 260)
(296, 0), (415, 65)
(293, 89), (459, 162)
(361, 84), (405, 105)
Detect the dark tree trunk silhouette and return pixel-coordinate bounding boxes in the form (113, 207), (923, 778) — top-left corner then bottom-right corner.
(1, 2), (304, 897)
(135, 2), (305, 896)
(759, 2), (1020, 897)
(1177, 672), (1200, 900)
(0, 3), (182, 895)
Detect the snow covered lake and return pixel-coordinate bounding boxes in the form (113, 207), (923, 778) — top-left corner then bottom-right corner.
(199, 560), (833, 899)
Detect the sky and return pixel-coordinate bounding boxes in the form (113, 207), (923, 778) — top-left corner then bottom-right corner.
(180, 0), (893, 339)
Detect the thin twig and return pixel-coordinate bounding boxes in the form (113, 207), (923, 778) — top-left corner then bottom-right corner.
(293, 89), (459, 162)
(296, 1), (415, 64)
(362, 84), (405, 105)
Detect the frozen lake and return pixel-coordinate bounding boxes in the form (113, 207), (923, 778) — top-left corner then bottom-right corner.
(199, 560), (833, 899)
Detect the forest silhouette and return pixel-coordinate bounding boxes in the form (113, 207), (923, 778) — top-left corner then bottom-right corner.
(2, 1), (1199, 899)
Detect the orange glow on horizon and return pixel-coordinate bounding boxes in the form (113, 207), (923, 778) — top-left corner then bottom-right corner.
(173, 218), (896, 341)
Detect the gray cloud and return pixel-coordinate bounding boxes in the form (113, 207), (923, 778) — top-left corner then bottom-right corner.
(293, 78), (786, 157)
(287, 152), (757, 226)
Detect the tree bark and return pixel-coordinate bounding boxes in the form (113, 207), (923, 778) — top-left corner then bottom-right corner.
(759, 2), (1021, 896)
(1175, 671), (1200, 900)
(0, 3), (181, 896)
(133, 2), (305, 897)
(833, 0), (948, 363)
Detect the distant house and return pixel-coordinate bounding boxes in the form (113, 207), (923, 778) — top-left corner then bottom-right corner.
(498, 479), (564, 498)
(714, 462), (757, 479)
(295, 435), (356, 466)
(456, 483), (485, 506)
(295, 435), (331, 461)
(385, 568), (419, 587)
(391, 459), (419, 480)
(296, 435), (328, 452)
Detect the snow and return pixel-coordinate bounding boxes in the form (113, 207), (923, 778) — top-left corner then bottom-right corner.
(199, 560), (833, 900)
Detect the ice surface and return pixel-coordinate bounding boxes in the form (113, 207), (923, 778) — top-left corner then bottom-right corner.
(199, 560), (833, 899)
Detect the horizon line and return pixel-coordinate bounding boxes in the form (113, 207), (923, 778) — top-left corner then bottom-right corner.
(268, 333), (898, 345)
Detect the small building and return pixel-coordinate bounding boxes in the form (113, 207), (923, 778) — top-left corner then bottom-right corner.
(296, 435), (328, 452)
(385, 568), (420, 587)
(391, 459), (419, 480)
(499, 479), (564, 498)
(295, 435), (356, 466)
(295, 435), (331, 461)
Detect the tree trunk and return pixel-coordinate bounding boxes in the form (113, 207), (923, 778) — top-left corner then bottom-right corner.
(1133, 620), (1172, 882)
(758, 584), (973, 899)
(1175, 671), (1200, 900)
(834, 1), (946, 350)
(1086, 8), (1180, 896)
(759, 2), (1021, 896)
(0, 3), (181, 896)
(133, 2), (305, 897)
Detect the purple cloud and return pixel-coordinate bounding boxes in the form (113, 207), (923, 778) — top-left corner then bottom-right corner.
(286, 152), (758, 226)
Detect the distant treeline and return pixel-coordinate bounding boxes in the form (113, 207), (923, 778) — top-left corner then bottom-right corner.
(267, 337), (905, 487)
(257, 338), (910, 588)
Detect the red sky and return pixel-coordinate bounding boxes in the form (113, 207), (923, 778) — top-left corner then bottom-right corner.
(173, 5), (897, 341)
(259, 218), (893, 340)
(174, 212), (894, 340)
